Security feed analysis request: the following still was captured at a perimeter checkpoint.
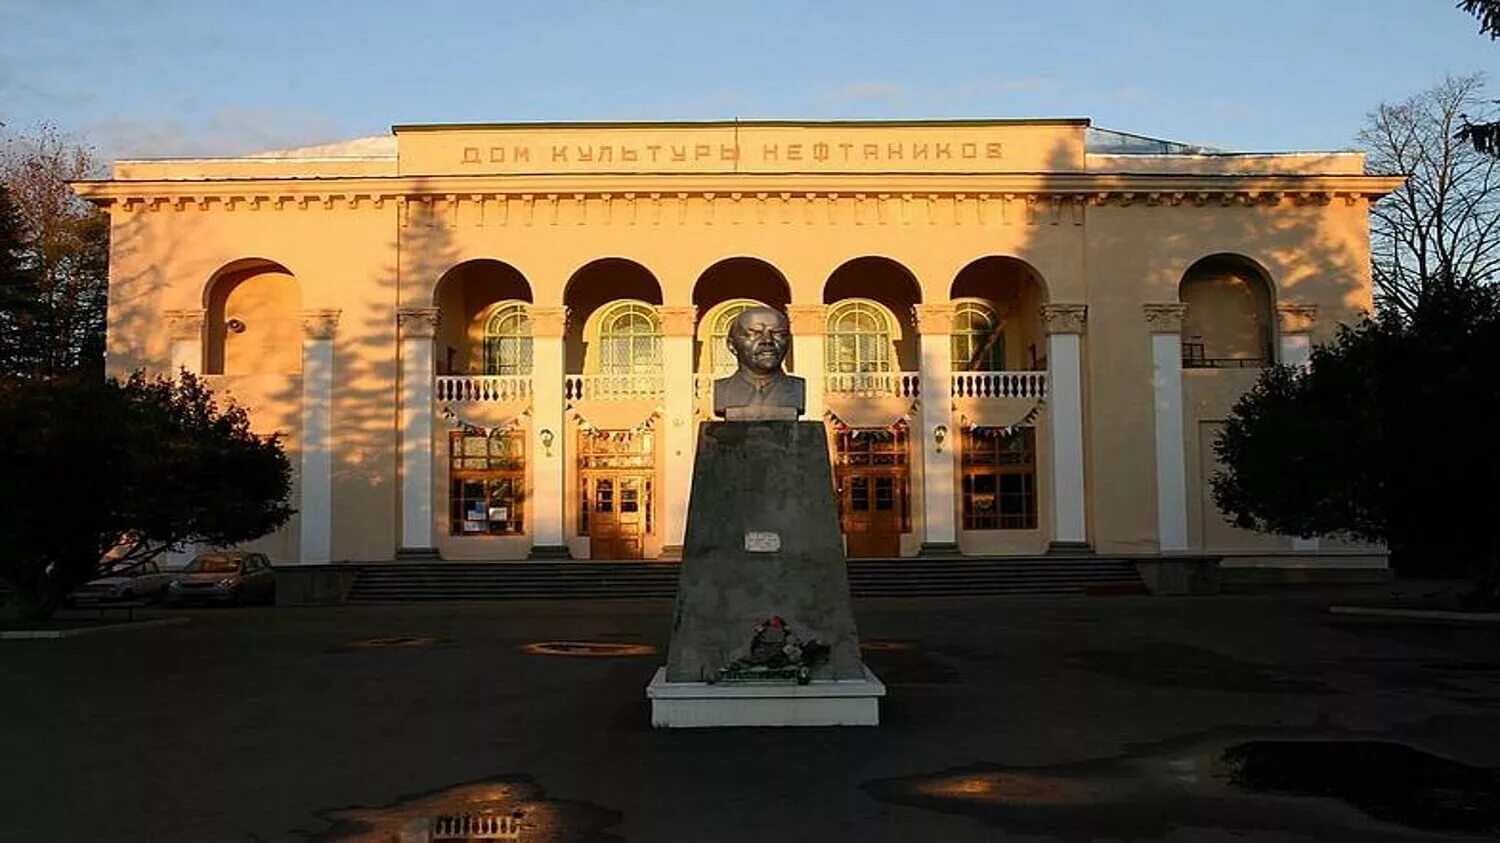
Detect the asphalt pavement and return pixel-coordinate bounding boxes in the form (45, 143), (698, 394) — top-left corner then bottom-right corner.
(6, 589), (1500, 842)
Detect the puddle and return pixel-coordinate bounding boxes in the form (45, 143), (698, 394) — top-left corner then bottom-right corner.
(864, 736), (1498, 840)
(305, 776), (621, 842)
(522, 641), (657, 657)
(1223, 740), (1500, 833)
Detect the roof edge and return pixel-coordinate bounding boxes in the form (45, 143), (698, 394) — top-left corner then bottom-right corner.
(391, 117), (1094, 133)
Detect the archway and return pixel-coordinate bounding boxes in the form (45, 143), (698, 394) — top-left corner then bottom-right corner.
(432, 259), (533, 375)
(691, 257), (792, 375)
(823, 256), (922, 373)
(1178, 254), (1275, 367)
(202, 258), (300, 375)
(950, 256), (1048, 372)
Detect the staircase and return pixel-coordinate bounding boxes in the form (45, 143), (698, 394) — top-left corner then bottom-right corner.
(345, 557), (1144, 602)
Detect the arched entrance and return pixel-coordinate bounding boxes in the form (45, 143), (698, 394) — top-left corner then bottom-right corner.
(564, 259), (664, 559)
(824, 257), (922, 557)
(949, 257), (1049, 541)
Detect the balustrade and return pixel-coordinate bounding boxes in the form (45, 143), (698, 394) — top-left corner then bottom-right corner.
(950, 370), (1048, 399)
(434, 375), (533, 403)
(824, 371), (921, 398)
(563, 373), (665, 402)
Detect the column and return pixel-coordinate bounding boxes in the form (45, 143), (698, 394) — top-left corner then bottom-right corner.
(914, 303), (959, 555)
(298, 309), (341, 564)
(787, 304), (827, 420)
(1278, 303), (1320, 551)
(1144, 303), (1189, 552)
(528, 306), (570, 558)
(658, 305), (698, 557)
(1041, 304), (1090, 550)
(396, 307), (440, 558)
(165, 309), (205, 373)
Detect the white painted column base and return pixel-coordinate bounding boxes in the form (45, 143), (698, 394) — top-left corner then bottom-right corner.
(646, 666), (884, 728)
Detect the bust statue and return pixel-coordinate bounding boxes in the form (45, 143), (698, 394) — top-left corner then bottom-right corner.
(713, 306), (806, 421)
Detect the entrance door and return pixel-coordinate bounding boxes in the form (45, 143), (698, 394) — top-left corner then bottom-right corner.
(584, 474), (650, 559)
(840, 471), (903, 558)
(835, 429), (910, 558)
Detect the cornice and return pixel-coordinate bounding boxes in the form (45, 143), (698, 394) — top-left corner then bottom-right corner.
(72, 172), (1406, 211)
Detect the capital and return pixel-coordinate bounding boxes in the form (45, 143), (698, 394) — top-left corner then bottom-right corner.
(164, 309), (205, 341)
(1141, 303), (1188, 333)
(655, 305), (698, 338)
(1041, 303), (1088, 335)
(301, 309), (342, 340)
(785, 303), (828, 336)
(396, 307), (441, 339)
(528, 305), (568, 339)
(913, 302), (957, 335)
(1277, 303), (1318, 334)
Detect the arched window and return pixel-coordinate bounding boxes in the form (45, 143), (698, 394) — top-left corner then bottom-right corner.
(598, 301), (661, 374)
(826, 300), (894, 373)
(951, 300), (1005, 371)
(704, 299), (767, 375)
(482, 302), (532, 375)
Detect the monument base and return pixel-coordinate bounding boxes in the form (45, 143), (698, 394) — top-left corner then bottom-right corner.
(646, 666), (884, 728)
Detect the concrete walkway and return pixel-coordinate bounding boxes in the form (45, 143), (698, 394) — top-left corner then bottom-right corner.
(7, 590), (1500, 841)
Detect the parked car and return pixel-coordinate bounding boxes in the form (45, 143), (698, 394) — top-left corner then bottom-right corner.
(164, 552), (276, 606)
(71, 558), (177, 604)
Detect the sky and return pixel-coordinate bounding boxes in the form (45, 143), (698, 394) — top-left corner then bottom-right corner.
(2, 0), (1498, 163)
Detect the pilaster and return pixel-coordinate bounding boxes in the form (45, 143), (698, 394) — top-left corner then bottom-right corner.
(299, 309), (341, 564)
(528, 305), (570, 558)
(397, 307), (440, 557)
(913, 303), (958, 554)
(787, 303), (828, 420)
(658, 305), (699, 557)
(1041, 303), (1089, 550)
(1143, 303), (1188, 552)
(165, 309), (205, 374)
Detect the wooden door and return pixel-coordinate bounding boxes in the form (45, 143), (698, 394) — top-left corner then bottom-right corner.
(841, 471), (903, 558)
(586, 475), (648, 559)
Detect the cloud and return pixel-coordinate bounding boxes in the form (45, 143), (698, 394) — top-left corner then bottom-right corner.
(809, 81), (913, 111)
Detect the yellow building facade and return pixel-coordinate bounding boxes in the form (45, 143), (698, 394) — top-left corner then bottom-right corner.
(76, 119), (1402, 569)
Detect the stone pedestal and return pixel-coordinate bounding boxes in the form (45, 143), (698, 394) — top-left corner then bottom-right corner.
(649, 420), (882, 727)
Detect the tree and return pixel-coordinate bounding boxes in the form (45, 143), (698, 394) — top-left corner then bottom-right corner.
(1358, 74), (1500, 316)
(0, 371), (294, 622)
(0, 123), (110, 378)
(0, 184), (40, 374)
(1211, 282), (1500, 604)
(1459, 0), (1500, 38)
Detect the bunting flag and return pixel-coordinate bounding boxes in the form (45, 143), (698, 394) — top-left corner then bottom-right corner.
(823, 399), (919, 440)
(959, 398), (1046, 441)
(440, 405), (532, 437)
(575, 410), (659, 442)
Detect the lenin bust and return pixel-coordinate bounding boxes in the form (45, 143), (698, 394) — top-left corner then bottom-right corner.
(713, 306), (806, 421)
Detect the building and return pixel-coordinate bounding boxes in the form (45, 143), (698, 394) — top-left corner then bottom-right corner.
(75, 119), (1402, 571)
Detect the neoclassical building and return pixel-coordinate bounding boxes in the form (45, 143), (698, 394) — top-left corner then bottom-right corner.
(76, 119), (1401, 570)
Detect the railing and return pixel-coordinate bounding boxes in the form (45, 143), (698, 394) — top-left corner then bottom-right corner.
(564, 373), (665, 401)
(950, 370), (1048, 399)
(825, 371), (921, 398)
(435, 375), (533, 402)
